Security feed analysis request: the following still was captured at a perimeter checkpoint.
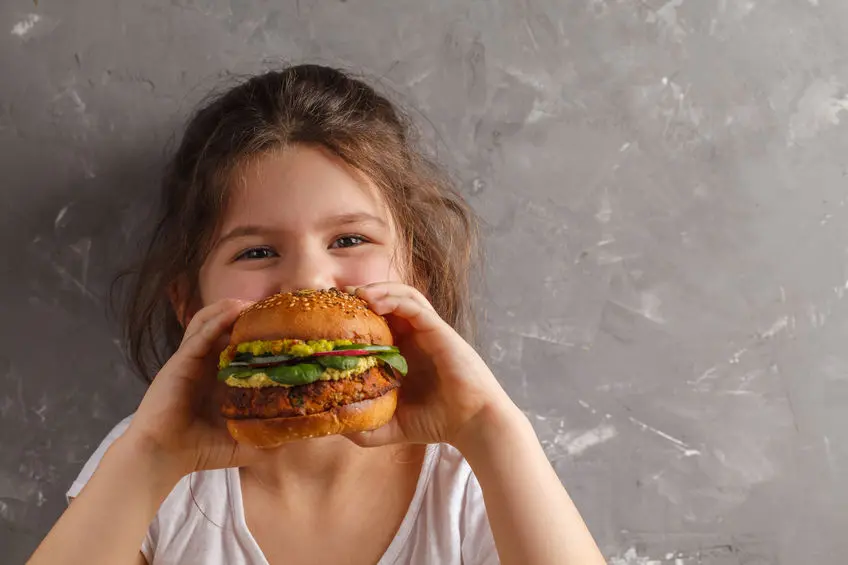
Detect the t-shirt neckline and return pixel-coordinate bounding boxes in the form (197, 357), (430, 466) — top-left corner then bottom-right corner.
(226, 443), (440, 565)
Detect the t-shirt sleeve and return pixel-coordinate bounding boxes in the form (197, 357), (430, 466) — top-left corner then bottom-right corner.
(65, 413), (135, 502)
(460, 470), (500, 565)
(64, 413), (158, 562)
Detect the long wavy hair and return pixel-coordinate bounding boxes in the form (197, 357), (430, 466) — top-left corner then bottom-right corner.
(118, 64), (479, 382)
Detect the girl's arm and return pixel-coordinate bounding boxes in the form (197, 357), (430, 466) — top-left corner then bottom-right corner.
(28, 435), (174, 565)
(28, 299), (255, 565)
(454, 402), (606, 565)
(349, 283), (607, 565)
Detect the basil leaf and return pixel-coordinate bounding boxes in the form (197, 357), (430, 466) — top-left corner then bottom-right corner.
(315, 355), (361, 370)
(376, 353), (408, 376)
(217, 366), (255, 381)
(265, 363), (323, 385)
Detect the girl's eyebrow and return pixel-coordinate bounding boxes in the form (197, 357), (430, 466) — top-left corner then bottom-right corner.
(214, 225), (276, 248)
(318, 212), (387, 229)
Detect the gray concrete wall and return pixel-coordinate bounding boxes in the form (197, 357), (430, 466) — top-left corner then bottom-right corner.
(2, 1), (847, 563)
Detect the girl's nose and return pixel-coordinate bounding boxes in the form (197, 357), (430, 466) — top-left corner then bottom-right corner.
(276, 249), (336, 293)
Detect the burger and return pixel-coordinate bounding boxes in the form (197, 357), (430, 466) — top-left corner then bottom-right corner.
(217, 288), (407, 448)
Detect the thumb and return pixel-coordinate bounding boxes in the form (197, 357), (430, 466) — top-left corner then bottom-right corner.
(344, 418), (406, 447)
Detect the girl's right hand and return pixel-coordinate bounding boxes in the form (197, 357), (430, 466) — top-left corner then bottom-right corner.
(120, 298), (258, 477)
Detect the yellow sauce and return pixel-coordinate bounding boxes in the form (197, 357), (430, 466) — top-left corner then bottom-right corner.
(224, 356), (379, 388)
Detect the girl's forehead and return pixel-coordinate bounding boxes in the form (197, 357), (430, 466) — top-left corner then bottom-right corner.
(222, 145), (394, 230)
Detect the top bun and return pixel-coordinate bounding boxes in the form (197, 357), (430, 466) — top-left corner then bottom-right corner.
(230, 288), (393, 346)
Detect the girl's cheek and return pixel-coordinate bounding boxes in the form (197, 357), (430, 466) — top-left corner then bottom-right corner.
(337, 252), (405, 287)
(200, 265), (275, 305)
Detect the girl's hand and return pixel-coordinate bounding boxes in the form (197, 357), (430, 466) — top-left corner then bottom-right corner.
(345, 282), (516, 447)
(121, 298), (258, 476)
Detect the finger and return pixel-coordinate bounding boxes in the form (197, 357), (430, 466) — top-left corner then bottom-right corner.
(178, 300), (252, 361)
(354, 283), (443, 332)
(180, 298), (252, 343)
(344, 418), (405, 447)
(181, 299), (251, 345)
(354, 282), (435, 312)
(360, 293), (445, 333)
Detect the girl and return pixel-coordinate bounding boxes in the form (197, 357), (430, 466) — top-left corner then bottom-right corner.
(28, 64), (605, 565)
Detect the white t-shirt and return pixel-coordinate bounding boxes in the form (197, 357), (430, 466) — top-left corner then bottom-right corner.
(67, 414), (499, 565)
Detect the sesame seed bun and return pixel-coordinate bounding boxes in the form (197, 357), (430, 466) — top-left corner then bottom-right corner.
(221, 288), (399, 446)
(225, 389), (398, 449)
(230, 288), (393, 345)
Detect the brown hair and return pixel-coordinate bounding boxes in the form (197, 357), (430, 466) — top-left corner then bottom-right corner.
(119, 64), (479, 382)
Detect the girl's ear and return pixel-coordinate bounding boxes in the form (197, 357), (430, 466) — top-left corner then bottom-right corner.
(167, 276), (199, 329)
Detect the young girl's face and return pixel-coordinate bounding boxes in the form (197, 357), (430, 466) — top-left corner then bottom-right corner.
(197, 144), (405, 308)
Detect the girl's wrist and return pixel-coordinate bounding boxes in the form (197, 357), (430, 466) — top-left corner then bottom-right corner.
(450, 394), (534, 460)
(113, 429), (193, 488)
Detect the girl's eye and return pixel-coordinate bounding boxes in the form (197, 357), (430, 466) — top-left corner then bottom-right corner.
(235, 246), (278, 261)
(331, 235), (368, 249)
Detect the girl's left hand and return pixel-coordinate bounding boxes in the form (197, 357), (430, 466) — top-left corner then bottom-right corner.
(345, 282), (515, 447)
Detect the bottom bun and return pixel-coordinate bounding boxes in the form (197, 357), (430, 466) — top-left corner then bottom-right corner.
(226, 388), (398, 449)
